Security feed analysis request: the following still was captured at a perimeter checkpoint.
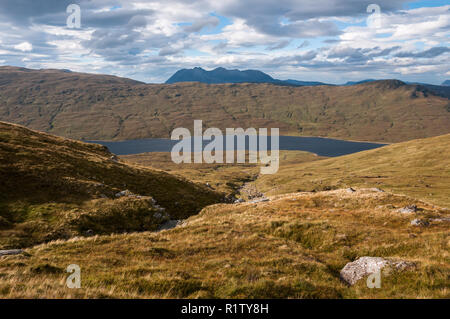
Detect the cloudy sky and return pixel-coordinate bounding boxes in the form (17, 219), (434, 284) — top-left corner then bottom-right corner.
(0, 0), (448, 84)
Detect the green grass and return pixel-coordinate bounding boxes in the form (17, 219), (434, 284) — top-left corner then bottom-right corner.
(0, 122), (222, 248)
(0, 189), (448, 298)
(121, 151), (323, 198)
(255, 134), (450, 208)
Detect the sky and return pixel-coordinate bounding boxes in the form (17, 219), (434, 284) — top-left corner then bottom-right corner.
(0, 0), (448, 84)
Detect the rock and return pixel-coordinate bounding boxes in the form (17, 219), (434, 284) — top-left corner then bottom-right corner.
(249, 197), (270, 204)
(340, 256), (416, 286)
(394, 260), (417, 271)
(0, 249), (23, 257)
(336, 233), (347, 240)
(397, 205), (418, 214)
(154, 205), (166, 212)
(157, 220), (182, 231)
(410, 219), (429, 227)
(430, 217), (450, 223)
(346, 187), (356, 193)
(109, 155), (119, 162)
(153, 212), (163, 219)
(115, 189), (134, 198)
(84, 229), (94, 237)
(234, 198), (245, 204)
(370, 188), (384, 193)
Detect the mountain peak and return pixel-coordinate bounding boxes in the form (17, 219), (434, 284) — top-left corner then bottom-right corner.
(165, 67), (326, 86)
(166, 67), (278, 84)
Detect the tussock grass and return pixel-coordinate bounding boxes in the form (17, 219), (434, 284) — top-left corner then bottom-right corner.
(121, 151), (322, 197)
(256, 134), (450, 208)
(0, 122), (222, 248)
(0, 189), (448, 298)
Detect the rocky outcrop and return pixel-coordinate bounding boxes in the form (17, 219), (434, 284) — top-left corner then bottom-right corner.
(430, 217), (450, 223)
(340, 256), (416, 285)
(0, 249), (23, 257)
(397, 205), (418, 214)
(249, 197), (270, 204)
(115, 189), (136, 198)
(157, 220), (183, 232)
(410, 219), (429, 227)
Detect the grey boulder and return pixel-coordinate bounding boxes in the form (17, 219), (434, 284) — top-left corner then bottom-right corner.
(340, 256), (416, 286)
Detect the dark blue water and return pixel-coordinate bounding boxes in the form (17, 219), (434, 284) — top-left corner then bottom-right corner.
(89, 136), (386, 157)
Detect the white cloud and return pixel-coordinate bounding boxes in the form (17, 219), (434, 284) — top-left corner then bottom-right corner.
(14, 41), (32, 52)
(0, 1), (448, 84)
(395, 65), (441, 75)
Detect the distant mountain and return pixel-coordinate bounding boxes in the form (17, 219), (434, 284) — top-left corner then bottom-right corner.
(341, 78), (450, 98)
(344, 79), (377, 86)
(166, 67), (278, 84)
(166, 67), (329, 86)
(284, 79), (330, 86)
(405, 82), (450, 99)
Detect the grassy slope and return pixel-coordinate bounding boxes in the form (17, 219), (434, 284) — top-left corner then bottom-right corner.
(0, 189), (448, 298)
(0, 122), (222, 248)
(120, 151), (323, 198)
(1, 67), (449, 142)
(255, 134), (450, 208)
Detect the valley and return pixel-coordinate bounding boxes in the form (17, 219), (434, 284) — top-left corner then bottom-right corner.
(0, 121), (448, 298)
(0, 68), (448, 299)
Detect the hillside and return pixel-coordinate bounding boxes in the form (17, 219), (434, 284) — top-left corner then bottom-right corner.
(0, 123), (449, 299)
(0, 188), (448, 298)
(121, 151), (323, 198)
(255, 133), (450, 208)
(1, 67), (449, 142)
(0, 122), (222, 248)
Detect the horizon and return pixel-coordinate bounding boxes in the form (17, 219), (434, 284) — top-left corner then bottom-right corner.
(0, 1), (448, 85)
(1, 64), (447, 86)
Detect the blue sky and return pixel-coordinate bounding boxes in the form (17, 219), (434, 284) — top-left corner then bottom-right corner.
(0, 0), (448, 84)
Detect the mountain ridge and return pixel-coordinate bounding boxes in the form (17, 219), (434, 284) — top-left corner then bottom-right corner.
(166, 67), (332, 86)
(1, 66), (449, 143)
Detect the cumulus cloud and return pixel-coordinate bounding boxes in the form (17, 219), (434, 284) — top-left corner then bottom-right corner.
(396, 47), (450, 58)
(183, 16), (220, 33)
(0, 0), (448, 84)
(14, 42), (33, 52)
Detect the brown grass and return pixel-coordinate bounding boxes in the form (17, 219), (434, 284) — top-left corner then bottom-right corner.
(0, 122), (222, 249)
(1, 67), (449, 142)
(0, 189), (448, 298)
(255, 134), (450, 208)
